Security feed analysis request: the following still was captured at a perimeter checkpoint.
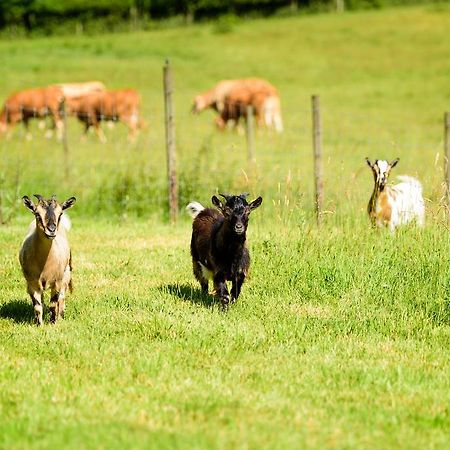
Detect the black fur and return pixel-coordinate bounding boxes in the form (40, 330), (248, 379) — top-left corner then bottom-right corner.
(190, 193), (262, 309)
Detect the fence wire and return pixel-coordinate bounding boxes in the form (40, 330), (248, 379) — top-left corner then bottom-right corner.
(0, 98), (448, 227)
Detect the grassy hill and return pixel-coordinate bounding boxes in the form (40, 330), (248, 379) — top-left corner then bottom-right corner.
(1, 5), (450, 449)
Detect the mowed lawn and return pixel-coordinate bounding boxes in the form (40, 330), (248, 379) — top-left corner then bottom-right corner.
(1, 4), (450, 449)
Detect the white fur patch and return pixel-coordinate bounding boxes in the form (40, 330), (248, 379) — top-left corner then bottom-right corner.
(376, 160), (389, 176)
(60, 214), (71, 231)
(186, 201), (205, 219)
(200, 262), (213, 281)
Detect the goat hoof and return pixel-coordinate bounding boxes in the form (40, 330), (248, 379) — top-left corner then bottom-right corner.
(221, 297), (230, 311)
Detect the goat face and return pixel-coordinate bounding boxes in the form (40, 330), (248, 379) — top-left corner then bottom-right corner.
(366, 157), (399, 189)
(23, 194), (76, 239)
(212, 193), (262, 235)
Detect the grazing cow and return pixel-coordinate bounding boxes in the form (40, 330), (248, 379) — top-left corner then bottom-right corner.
(366, 157), (425, 230)
(193, 78), (283, 132)
(187, 193), (262, 309)
(0, 86), (64, 139)
(66, 89), (141, 142)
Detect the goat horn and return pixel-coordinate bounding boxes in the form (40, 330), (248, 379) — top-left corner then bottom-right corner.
(219, 193), (232, 201)
(51, 194), (57, 202)
(239, 193), (249, 199)
(34, 194), (44, 203)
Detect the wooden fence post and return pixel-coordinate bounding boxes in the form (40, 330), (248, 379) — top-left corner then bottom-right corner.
(61, 99), (70, 178)
(246, 104), (255, 163)
(444, 112), (450, 225)
(163, 59), (178, 224)
(312, 95), (323, 226)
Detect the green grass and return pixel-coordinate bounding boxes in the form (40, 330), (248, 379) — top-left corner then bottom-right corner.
(1, 5), (450, 449)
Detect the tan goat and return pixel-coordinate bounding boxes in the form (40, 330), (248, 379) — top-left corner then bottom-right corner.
(19, 194), (76, 326)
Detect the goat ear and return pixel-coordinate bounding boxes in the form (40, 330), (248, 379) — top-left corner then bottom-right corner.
(34, 194), (44, 203)
(211, 195), (223, 211)
(22, 196), (35, 212)
(62, 197), (76, 210)
(219, 193), (232, 202)
(390, 157), (399, 168)
(249, 196), (263, 212)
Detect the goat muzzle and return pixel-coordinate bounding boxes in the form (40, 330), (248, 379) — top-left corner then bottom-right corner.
(44, 229), (57, 239)
(234, 224), (245, 235)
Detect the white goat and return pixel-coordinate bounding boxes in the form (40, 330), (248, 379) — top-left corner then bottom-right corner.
(366, 158), (425, 231)
(19, 194), (76, 325)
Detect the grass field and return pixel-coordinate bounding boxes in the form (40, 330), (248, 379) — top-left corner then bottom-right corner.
(1, 4), (450, 449)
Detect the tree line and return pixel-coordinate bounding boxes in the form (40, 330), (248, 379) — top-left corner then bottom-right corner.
(0, 0), (426, 35)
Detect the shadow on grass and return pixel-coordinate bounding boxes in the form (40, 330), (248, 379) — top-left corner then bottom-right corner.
(161, 284), (215, 308)
(0, 299), (34, 324)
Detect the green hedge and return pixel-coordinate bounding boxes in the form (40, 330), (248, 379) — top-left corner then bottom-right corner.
(0, 0), (436, 34)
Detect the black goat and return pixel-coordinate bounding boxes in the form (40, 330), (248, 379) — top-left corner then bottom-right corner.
(187, 193), (262, 309)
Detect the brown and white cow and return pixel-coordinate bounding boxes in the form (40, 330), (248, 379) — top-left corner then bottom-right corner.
(193, 78), (283, 132)
(66, 89), (141, 142)
(0, 86), (65, 139)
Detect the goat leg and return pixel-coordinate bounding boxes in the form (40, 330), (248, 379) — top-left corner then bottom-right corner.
(214, 273), (230, 310)
(58, 291), (66, 320)
(49, 291), (60, 324)
(193, 260), (209, 294)
(231, 272), (246, 303)
(28, 287), (43, 326)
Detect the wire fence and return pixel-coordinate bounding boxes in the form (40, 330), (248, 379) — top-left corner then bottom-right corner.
(0, 80), (448, 229)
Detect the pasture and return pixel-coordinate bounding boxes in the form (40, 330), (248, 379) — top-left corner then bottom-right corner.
(1, 4), (450, 449)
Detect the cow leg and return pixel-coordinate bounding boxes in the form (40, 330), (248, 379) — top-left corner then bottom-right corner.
(80, 121), (90, 142)
(38, 118), (47, 130)
(91, 114), (106, 143)
(3, 123), (13, 140)
(193, 260), (208, 294)
(44, 117), (54, 139)
(44, 116), (55, 138)
(96, 126), (107, 143)
(213, 272), (230, 310)
(255, 112), (265, 129)
(22, 117), (32, 141)
(28, 286), (43, 326)
(231, 272), (246, 303)
(127, 117), (139, 142)
(128, 127), (137, 142)
(214, 115), (226, 130)
(55, 119), (64, 140)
